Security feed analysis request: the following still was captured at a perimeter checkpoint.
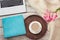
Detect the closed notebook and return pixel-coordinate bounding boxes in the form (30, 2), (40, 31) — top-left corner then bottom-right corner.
(2, 15), (26, 38)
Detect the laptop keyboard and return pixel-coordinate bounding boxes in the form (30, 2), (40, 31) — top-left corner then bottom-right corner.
(1, 0), (23, 8)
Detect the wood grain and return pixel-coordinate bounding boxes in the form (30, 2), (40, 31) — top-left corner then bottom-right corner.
(0, 19), (2, 28)
(0, 36), (7, 40)
(0, 28), (3, 36)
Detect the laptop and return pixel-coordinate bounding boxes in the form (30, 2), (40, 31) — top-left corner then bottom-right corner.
(0, 0), (26, 15)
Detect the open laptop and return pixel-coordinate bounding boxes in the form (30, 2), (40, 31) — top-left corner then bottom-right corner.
(0, 0), (26, 16)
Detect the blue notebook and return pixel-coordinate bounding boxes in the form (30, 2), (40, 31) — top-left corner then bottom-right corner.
(2, 15), (26, 38)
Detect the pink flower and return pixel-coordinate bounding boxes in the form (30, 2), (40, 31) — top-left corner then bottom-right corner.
(43, 10), (57, 23)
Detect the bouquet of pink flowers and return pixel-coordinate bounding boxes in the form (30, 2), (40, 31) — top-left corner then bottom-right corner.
(43, 9), (58, 23)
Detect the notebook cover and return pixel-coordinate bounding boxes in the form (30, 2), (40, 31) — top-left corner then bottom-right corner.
(2, 15), (26, 38)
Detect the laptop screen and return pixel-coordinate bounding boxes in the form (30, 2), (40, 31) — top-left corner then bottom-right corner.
(1, 0), (23, 8)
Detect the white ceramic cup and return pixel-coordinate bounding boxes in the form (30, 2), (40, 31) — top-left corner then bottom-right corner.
(29, 21), (42, 34)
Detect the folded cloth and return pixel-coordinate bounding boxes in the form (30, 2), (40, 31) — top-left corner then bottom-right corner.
(2, 15), (26, 38)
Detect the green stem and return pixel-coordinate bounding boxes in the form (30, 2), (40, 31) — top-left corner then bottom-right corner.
(55, 8), (60, 13)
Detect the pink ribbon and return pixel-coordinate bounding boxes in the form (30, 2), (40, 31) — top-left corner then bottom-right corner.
(43, 10), (57, 23)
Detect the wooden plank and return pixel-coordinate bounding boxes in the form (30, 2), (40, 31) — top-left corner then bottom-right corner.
(0, 19), (2, 28)
(0, 36), (7, 40)
(0, 28), (3, 36)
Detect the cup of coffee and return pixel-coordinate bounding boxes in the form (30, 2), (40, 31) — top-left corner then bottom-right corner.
(29, 21), (42, 34)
